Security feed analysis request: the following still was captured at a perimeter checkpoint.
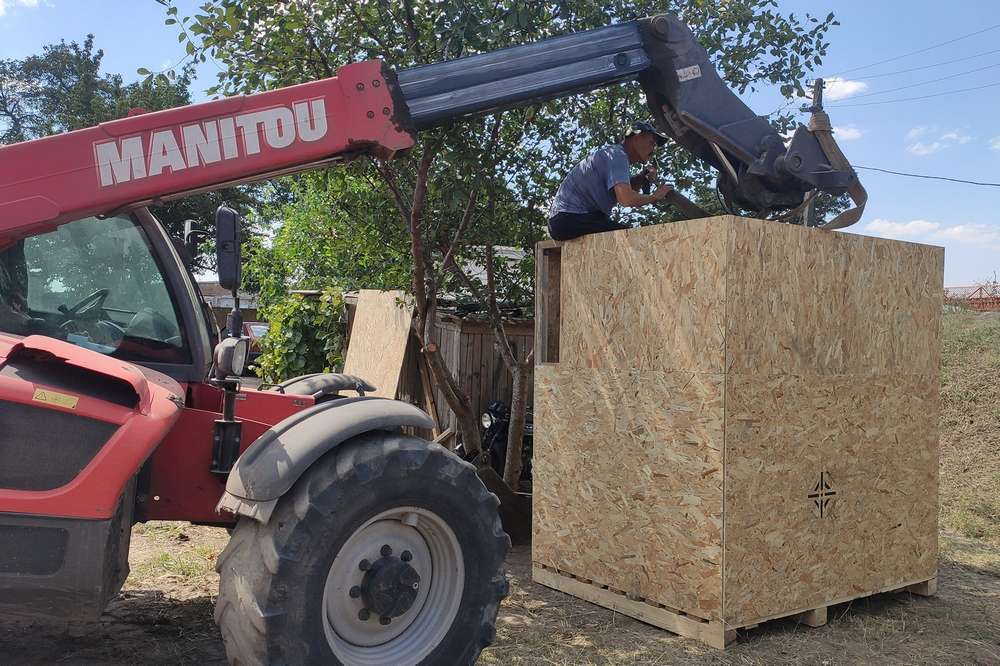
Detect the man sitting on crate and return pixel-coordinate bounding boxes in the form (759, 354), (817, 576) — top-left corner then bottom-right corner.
(547, 122), (674, 241)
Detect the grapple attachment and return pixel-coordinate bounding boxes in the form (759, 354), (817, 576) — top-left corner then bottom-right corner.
(636, 14), (866, 228)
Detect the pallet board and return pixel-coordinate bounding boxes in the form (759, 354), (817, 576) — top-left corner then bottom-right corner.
(532, 216), (943, 646)
(534, 565), (937, 648)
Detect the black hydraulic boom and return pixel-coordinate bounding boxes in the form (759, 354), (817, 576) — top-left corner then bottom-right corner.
(395, 13), (865, 227)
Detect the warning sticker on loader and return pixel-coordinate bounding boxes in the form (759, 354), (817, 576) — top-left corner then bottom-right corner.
(32, 388), (79, 409)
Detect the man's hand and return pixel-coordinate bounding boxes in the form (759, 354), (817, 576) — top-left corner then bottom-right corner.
(652, 183), (674, 201)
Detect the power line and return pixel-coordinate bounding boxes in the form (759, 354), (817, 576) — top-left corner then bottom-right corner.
(854, 165), (1000, 187)
(824, 22), (1000, 78)
(851, 48), (1000, 81)
(827, 80), (1000, 107)
(842, 61), (1000, 100)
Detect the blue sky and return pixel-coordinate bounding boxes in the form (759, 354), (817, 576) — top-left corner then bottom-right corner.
(2, 0), (998, 286)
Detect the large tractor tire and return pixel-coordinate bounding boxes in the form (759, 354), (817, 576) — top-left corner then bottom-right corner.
(215, 431), (510, 665)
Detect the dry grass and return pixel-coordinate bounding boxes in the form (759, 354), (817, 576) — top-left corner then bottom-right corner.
(940, 311), (1000, 546)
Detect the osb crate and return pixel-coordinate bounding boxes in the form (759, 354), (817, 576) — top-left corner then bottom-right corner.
(532, 216), (944, 648)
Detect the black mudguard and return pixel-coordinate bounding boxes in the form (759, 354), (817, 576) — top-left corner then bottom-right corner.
(217, 397), (434, 523)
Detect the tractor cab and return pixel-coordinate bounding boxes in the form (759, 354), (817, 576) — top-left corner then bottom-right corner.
(0, 209), (219, 382)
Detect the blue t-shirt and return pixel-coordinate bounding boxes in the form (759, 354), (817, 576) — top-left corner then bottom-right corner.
(549, 144), (631, 217)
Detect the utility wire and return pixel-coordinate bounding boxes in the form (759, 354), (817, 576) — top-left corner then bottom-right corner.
(827, 80), (1000, 107)
(842, 61), (1000, 100)
(854, 165), (1000, 187)
(851, 47), (1000, 81)
(824, 22), (1000, 78)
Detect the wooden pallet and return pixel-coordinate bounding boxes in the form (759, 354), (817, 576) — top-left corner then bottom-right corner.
(533, 565), (937, 649)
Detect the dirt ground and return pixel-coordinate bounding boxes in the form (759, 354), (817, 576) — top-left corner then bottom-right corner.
(2, 311), (998, 664)
(0, 525), (997, 665)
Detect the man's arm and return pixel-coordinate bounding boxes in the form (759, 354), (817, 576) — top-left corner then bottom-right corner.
(613, 181), (673, 208)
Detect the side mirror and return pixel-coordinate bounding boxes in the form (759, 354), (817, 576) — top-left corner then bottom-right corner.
(215, 206), (241, 291)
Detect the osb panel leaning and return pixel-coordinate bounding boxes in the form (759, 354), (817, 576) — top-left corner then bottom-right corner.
(342, 289), (413, 398)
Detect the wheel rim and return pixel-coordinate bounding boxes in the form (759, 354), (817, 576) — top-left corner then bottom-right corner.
(321, 506), (465, 665)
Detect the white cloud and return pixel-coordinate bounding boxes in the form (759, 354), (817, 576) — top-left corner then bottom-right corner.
(833, 126), (862, 141)
(0, 0), (40, 17)
(989, 136), (1000, 151)
(907, 141), (946, 156)
(932, 224), (1000, 246)
(905, 127), (974, 156)
(940, 131), (972, 144)
(866, 219), (940, 237)
(824, 77), (869, 101)
(864, 218), (1000, 249)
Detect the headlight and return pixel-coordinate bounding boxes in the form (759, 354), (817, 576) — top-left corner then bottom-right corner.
(214, 337), (248, 379)
(481, 413), (494, 429)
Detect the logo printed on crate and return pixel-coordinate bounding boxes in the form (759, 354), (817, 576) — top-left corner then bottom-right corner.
(808, 471), (836, 518)
(93, 98), (329, 187)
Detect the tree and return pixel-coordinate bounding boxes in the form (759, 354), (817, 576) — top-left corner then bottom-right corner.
(163, 0), (838, 476)
(0, 36), (265, 265)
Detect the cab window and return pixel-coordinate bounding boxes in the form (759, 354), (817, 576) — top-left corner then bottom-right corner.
(0, 215), (190, 364)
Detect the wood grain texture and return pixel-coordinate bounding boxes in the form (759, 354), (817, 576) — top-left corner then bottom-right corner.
(342, 290), (413, 398)
(533, 566), (736, 649)
(725, 217), (944, 375)
(558, 219), (728, 372)
(532, 364), (725, 620)
(722, 372), (940, 625)
(532, 217), (943, 643)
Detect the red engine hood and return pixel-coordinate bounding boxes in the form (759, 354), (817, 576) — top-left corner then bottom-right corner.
(0, 334), (185, 413)
(0, 333), (184, 519)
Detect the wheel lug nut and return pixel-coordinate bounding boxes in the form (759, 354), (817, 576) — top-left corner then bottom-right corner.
(358, 608), (370, 621)
(379, 616), (391, 625)
(380, 544), (392, 557)
(359, 559), (371, 571)
(349, 585), (361, 599)
(401, 550), (412, 562)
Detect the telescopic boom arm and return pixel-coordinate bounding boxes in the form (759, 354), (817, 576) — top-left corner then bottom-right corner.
(0, 13), (863, 240)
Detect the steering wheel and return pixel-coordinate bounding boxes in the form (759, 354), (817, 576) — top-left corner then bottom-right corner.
(59, 288), (110, 321)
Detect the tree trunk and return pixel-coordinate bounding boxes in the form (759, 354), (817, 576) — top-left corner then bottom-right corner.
(420, 340), (483, 455)
(503, 355), (531, 487)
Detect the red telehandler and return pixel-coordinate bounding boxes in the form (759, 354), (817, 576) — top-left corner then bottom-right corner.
(0, 13), (862, 665)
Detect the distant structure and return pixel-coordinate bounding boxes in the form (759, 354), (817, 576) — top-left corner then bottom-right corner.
(197, 282), (261, 327)
(944, 283), (1000, 311)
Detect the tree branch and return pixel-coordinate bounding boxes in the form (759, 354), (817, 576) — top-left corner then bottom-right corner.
(346, 4), (394, 62)
(373, 159), (412, 226)
(408, 144), (437, 317)
(401, 0), (425, 61)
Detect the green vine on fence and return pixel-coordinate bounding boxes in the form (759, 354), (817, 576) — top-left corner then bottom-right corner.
(252, 287), (346, 383)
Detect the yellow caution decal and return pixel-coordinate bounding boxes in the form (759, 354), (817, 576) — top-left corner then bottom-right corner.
(32, 388), (79, 409)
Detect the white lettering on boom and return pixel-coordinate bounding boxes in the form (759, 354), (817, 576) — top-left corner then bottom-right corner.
(92, 96), (331, 187)
(95, 136), (147, 187)
(182, 121), (222, 167)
